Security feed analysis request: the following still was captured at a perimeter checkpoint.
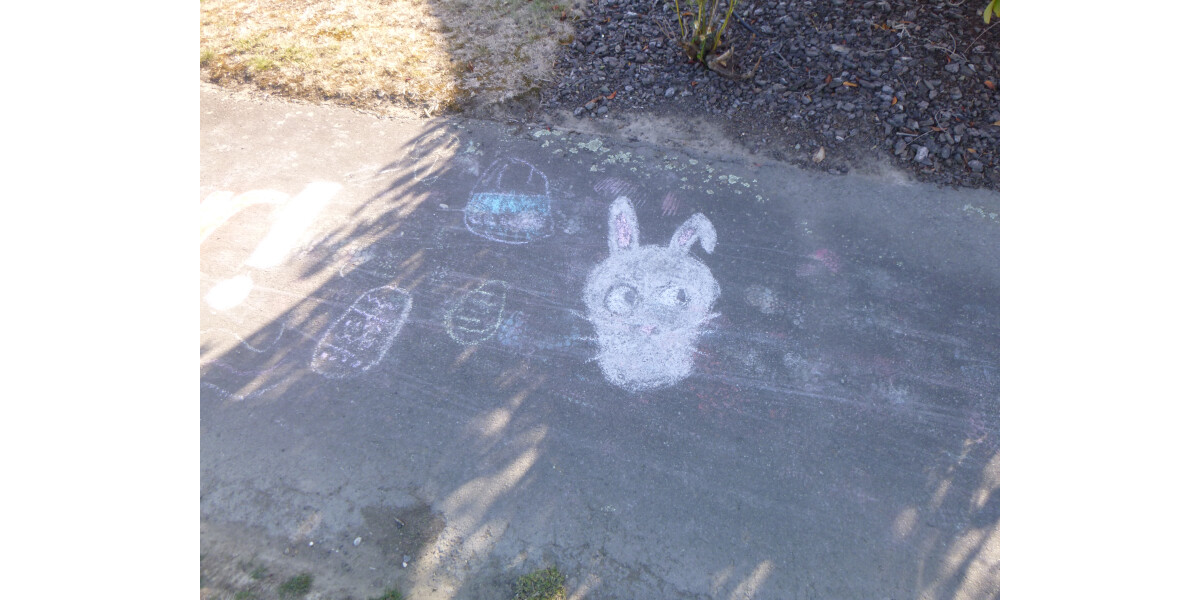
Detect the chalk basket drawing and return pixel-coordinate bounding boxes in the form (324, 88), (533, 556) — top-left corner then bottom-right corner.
(464, 157), (553, 243)
(583, 197), (720, 391)
(311, 286), (413, 379)
(444, 279), (508, 345)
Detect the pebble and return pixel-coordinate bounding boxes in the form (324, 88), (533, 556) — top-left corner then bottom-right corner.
(665, 87), (676, 97)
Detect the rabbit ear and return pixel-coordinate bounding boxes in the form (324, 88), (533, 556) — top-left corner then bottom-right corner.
(670, 212), (717, 254)
(608, 196), (639, 254)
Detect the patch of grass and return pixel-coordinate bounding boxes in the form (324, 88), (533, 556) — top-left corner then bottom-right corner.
(199, 0), (580, 116)
(278, 573), (313, 598)
(235, 591), (259, 600)
(368, 589), (405, 600)
(248, 56), (277, 72)
(238, 559), (269, 580)
(514, 566), (566, 600)
(234, 33), (268, 53)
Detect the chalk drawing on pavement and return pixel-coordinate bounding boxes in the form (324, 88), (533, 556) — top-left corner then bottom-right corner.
(463, 158), (553, 243)
(444, 280), (508, 345)
(311, 286), (413, 379)
(660, 191), (682, 217)
(201, 182), (340, 311)
(200, 189), (289, 244)
(795, 248), (841, 277)
(583, 196), (720, 391)
(593, 177), (646, 207)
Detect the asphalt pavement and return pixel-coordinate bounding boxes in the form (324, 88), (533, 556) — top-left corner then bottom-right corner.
(200, 83), (1000, 600)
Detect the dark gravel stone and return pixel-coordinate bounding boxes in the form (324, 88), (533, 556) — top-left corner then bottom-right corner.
(536, 0), (1000, 190)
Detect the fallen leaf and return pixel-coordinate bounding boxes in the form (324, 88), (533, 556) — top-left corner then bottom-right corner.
(606, 91), (617, 99)
(993, 121), (1000, 126)
(891, 96), (898, 106)
(983, 80), (995, 90)
(813, 146), (826, 163)
(931, 126), (944, 132)
(842, 81), (858, 87)
(824, 74), (833, 85)
(967, 148), (977, 154)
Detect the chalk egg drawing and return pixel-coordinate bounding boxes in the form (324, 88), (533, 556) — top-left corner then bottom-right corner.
(464, 158), (553, 243)
(583, 197), (720, 391)
(311, 286), (413, 379)
(444, 279), (508, 345)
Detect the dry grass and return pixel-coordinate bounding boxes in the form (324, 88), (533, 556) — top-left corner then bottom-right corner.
(200, 0), (580, 116)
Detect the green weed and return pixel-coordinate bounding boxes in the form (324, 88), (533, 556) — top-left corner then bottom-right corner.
(669, 0), (759, 78)
(278, 573), (313, 598)
(369, 590), (405, 600)
(514, 566), (566, 600)
(249, 56), (277, 71)
(983, 0), (1000, 24)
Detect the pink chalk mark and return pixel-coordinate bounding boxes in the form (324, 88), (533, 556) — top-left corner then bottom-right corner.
(811, 248), (841, 273)
(661, 192), (680, 216)
(676, 227), (694, 247)
(615, 213), (633, 249)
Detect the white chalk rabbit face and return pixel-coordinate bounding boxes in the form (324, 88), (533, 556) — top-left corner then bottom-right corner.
(584, 197), (719, 391)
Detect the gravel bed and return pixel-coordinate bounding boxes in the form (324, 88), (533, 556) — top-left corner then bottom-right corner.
(540, 0), (1000, 190)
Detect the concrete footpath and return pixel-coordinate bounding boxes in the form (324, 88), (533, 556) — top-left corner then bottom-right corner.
(199, 83), (999, 600)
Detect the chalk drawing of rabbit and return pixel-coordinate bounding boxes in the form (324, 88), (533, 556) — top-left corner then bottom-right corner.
(584, 196), (720, 391)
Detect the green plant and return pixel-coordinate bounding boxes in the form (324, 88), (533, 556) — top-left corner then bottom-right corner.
(278, 573), (313, 598)
(248, 56), (277, 72)
(983, 0), (1000, 23)
(369, 590), (405, 600)
(672, 0), (741, 63)
(514, 566), (566, 600)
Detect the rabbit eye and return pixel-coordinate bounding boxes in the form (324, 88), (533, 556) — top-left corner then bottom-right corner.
(658, 286), (689, 307)
(604, 284), (639, 315)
